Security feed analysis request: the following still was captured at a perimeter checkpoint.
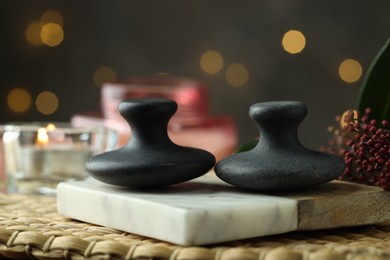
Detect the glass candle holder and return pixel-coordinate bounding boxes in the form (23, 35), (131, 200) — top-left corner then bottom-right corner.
(0, 122), (117, 195)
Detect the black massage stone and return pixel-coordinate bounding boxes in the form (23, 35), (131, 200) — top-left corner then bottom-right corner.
(215, 101), (344, 191)
(86, 98), (215, 188)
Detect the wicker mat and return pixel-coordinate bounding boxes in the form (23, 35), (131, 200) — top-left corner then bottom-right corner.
(0, 194), (389, 260)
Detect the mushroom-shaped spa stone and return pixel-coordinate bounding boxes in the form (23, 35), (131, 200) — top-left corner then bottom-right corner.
(215, 101), (344, 191)
(86, 98), (215, 188)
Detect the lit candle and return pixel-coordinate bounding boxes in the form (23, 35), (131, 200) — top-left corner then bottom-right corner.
(20, 126), (93, 181)
(19, 128), (47, 178)
(2, 123), (116, 194)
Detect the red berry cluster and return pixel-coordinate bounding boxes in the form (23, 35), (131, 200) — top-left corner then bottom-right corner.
(323, 108), (390, 190)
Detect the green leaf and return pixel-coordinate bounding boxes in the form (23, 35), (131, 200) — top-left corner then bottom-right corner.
(358, 38), (390, 122)
(236, 138), (259, 153)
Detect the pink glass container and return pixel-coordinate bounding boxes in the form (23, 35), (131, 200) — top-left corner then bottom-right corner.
(101, 77), (209, 122)
(72, 76), (237, 161)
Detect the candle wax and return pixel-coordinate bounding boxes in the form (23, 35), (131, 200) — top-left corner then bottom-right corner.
(20, 145), (93, 181)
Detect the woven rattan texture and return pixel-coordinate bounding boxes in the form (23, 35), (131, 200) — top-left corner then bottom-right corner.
(0, 194), (389, 260)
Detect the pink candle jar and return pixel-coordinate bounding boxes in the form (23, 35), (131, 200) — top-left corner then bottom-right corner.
(72, 76), (237, 161)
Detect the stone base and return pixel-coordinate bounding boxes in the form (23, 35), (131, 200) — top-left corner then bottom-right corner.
(57, 175), (390, 245)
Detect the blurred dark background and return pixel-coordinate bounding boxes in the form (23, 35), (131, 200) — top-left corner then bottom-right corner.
(1, 1), (389, 149)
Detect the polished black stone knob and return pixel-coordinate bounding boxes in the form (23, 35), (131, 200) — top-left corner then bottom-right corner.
(86, 98), (215, 188)
(215, 101), (344, 191)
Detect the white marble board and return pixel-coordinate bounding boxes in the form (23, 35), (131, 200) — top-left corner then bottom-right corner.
(57, 175), (390, 245)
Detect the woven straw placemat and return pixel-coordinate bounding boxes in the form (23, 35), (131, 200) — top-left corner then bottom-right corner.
(0, 193), (389, 260)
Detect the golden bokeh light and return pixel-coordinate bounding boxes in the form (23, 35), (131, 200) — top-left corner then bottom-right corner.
(225, 63), (249, 87)
(26, 21), (44, 47)
(200, 50), (224, 74)
(40, 23), (64, 47)
(340, 109), (358, 128)
(36, 91), (59, 115)
(41, 10), (64, 26)
(26, 10), (64, 47)
(7, 88), (32, 113)
(282, 30), (306, 54)
(93, 66), (117, 86)
(338, 59), (363, 83)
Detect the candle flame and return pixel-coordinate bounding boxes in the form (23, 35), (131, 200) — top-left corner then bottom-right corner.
(46, 123), (56, 131)
(37, 128), (49, 146)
